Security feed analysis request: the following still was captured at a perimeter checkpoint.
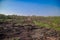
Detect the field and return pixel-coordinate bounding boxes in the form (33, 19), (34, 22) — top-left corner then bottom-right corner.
(0, 14), (60, 40)
(0, 14), (60, 30)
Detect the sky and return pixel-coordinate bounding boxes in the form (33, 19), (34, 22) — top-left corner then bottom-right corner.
(0, 0), (60, 16)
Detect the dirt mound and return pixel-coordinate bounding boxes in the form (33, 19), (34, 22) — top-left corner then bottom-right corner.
(0, 22), (60, 40)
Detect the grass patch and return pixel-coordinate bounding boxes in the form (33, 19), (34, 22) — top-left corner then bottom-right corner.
(33, 21), (60, 31)
(33, 21), (51, 28)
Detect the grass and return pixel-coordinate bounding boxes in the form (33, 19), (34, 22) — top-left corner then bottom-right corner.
(33, 21), (60, 31)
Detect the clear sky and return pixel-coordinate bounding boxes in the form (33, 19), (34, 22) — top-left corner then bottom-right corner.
(0, 0), (60, 16)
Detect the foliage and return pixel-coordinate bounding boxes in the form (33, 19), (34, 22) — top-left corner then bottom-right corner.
(0, 14), (60, 30)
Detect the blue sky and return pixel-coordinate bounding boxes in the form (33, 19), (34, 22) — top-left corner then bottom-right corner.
(0, 0), (60, 16)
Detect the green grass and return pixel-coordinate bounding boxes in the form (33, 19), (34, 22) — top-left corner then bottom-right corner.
(33, 21), (60, 31)
(33, 21), (51, 28)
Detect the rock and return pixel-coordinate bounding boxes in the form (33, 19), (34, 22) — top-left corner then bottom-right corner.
(0, 22), (60, 40)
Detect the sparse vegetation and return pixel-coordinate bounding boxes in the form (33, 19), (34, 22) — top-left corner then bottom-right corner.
(0, 14), (60, 40)
(0, 14), (60, 30)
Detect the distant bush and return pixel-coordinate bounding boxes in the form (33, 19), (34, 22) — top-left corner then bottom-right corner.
(0, 14), (60, 30)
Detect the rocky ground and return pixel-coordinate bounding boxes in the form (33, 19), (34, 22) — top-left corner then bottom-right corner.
(0, 22), (60, 40)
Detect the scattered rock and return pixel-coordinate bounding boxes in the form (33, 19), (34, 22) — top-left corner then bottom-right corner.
(0, 22), (60, 40)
